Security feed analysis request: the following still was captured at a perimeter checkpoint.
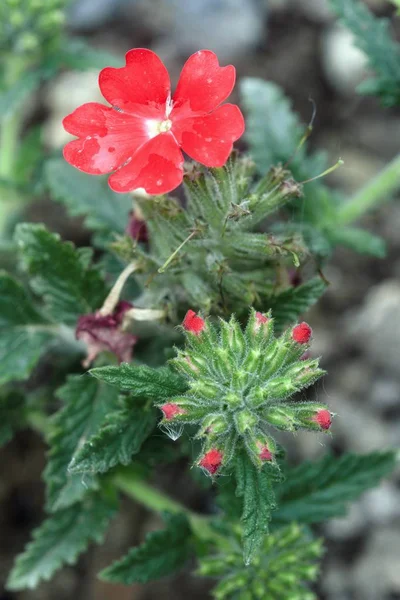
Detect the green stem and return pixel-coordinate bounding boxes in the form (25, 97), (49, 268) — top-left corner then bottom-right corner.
(114, 469), (227, 546)
(337, 153), (400, 224)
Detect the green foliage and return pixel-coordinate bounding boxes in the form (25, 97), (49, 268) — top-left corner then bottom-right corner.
(100, 513), (192, 584)
(330, 0), (400, 106)
(274, 450), (398, 524)
(45, 159), (132, 240)
(56, 38), (122, 70)
(44, 375), (120, 512)
(0, 389), (26, 446)
(198, 523), (323, 600)
(90, 363), (188, 398)
(235, 453), (278, 564)
(7, 490), (117, 591)
(0, 272), (53, 385)
(68, 397), (156, 474)
(265, 277), (327, 328)
(0, 71), (43, 119)
(15, 223), (107, 324)
(327, 226), (386, 258)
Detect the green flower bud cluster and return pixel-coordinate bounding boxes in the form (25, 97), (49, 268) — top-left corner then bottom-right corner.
(131, 153), (307, 318)
(1, 0), (67, 56)
(198, 523), (323, 600)
(159, 310), (331, 475)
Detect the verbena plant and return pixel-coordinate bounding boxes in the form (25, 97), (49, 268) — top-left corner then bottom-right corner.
(1, 0), (399, 597)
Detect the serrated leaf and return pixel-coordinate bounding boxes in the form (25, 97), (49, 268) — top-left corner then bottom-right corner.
(0, 70), (42, 118)
(44, 375), (120, 511)
(45, 159), (132, 238)
(274, 450), (398, 524)
(328, 226), (386, 258)
(0, 390), (26, 447)
(329, 0), (400, 106)
(266, 277), (327, 327)
(7, 491), (117, 591)
(235, 453), (277, 564)
(68, 398), (156, 474)
(15, 223), (107, 324)
(90, 363), (188, 398)
(100, 513), (192, 584)
(0, 272), (54, 385)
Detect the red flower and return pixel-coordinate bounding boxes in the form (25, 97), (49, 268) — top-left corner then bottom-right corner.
(63, 48), (245, 195)
(199, 449), (223, 475)
(292, 322), (312, 344)
(76, 301), (137, 368)
(312, 409), (332, 430)
(160, 403), (185, 420)
(182, 310), (205, 335)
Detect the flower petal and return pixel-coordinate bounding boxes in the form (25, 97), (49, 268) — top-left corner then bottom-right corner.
(172, 104), (245, 167)
(63, 102), (149, 175)
(172, 50), (235, 117)
(108, 132), (184, 194)
(99, 48), (170, 118)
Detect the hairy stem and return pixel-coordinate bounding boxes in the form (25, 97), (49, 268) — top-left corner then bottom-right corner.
(337, 153), (400, 224)
(113, 469), (226, 546)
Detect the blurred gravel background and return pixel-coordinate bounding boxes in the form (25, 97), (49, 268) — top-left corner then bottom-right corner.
(1, 1), (400, 599)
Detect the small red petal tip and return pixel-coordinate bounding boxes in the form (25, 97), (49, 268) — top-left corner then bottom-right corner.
(259, 446), (273, 461)
(199, 449), (223, 475)
(255, 312), (269, 325)
(313, 409), (332, 430)
(183, 310), (205, 335)
(292, 322), (312, 344)
(160, 403), (185, 420)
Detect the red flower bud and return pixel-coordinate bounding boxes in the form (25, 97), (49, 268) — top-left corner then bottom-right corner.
(292, 322), (312, 344)
(255, 311), (269, 326)
(313, 409), (332, 430)
(76, 301), (137, 368)
(259, 445), (273, 461)
(160, 403), (186, 420)
(183, 310), (205, 335)
(199, 448), (223, 475)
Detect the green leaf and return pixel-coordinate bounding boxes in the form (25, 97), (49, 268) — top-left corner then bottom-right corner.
(0, 390), (26, 447)
(328, 226), (387, 258)
(0, 272), (53, 385)
(58, 38), (122, 70)
(45, 159), (132, 238)
(15, 223), (107, 324)
(235, 453), (277, 565)
(274, 450), (398, 524)
(68, 398), (156, 475)
(0, 70), (42, 119)
(100, 513), (192, 584)
(7, 491), (117, 591)
(90, 363), (188, 398)
(240, 78), (302, 171)
(44, 375), (120, 512)
(266, 277), (327, 327)
(329, 0), (400, 106)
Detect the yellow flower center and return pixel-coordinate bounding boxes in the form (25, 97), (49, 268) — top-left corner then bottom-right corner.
(147, 118), (172, 139)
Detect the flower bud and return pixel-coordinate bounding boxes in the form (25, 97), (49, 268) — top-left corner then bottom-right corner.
(294, 404), (332, 431)
(263, 406), (296, 431)
(160, 403), (186, 421)
(199, 448), (223, 475)
(197, 414), (228, 437)
(182, 309), (205, 335)
(292, 322), (312, 344)
(313, 408), (332, 430)
(234, 408), (258, 434)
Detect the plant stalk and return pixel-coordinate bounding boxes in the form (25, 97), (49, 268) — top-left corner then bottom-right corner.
(337, 152), (400, 224)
